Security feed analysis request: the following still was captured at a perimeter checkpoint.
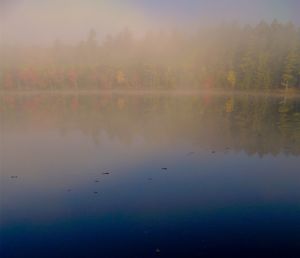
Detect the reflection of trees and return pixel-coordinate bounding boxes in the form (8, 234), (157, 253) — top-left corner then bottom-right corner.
(1, 94), (300, 157)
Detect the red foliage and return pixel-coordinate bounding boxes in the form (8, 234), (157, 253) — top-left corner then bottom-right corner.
(68, 69), (78, 88)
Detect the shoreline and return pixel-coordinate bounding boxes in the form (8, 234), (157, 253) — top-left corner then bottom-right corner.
(1, 89), (300, 98)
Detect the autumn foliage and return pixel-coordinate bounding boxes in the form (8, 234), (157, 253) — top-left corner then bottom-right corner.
(1, 21), (300, 91)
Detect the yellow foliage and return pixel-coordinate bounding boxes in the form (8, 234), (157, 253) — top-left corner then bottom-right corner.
(225, 98), (234, 113)
(227, 70), (236, 88)
(116, 71), (126, 84)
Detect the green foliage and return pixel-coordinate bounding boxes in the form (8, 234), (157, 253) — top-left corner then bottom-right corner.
(282, 48), (299, 89)
(1, 21), (300, 91)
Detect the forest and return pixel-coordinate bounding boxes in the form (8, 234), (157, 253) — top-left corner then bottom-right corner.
(1, 20), (300, 91)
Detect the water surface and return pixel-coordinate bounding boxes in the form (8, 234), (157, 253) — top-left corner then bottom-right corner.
(1, 93), (300, 257)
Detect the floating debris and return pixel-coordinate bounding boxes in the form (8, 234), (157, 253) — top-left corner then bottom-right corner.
(67, 189), (72, 192)
(93, 191), (99, 194)
(102, 172), (110, 175)
(156, 248), (161, 254)
(211, 150), (216, 154)
(148, 178), (153, 181)
(10, 176), (18, 179)
(95, 180), (100, 183)
(161, 168), (168, 171)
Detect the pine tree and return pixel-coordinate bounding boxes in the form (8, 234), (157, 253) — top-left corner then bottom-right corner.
(282, 49), (298, 90)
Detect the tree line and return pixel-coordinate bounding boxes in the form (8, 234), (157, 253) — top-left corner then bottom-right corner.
(1, 20), (300, 91)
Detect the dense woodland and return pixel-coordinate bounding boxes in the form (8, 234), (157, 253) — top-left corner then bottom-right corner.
(1, 20), (300, 91)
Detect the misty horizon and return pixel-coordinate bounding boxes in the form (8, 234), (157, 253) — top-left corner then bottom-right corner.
(2, 2), (300, 258)
(1, 0), (300, 46)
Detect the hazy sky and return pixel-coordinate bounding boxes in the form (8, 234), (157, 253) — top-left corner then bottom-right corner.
(1, 0), (299, 45)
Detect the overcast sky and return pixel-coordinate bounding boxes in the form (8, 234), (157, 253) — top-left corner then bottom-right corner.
(1, 0), (299, 45)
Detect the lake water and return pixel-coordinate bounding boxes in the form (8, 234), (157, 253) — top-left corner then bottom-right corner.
(1, 93), (300, 257)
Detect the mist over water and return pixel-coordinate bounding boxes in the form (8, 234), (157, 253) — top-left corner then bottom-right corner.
(1, 93), (300, 257)
(1, 1), (300, 258)
(1, 1), (300, 92)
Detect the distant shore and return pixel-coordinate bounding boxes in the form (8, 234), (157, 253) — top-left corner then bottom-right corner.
(1, 89), (300, 98)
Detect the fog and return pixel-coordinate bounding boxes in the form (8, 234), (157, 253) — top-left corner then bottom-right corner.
(0, 0), (155, 45)
(0, 0), (299, 46)
(1, 0), (300, 93)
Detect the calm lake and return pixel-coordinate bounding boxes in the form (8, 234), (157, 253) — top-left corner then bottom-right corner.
(1, 93), (300, 257)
